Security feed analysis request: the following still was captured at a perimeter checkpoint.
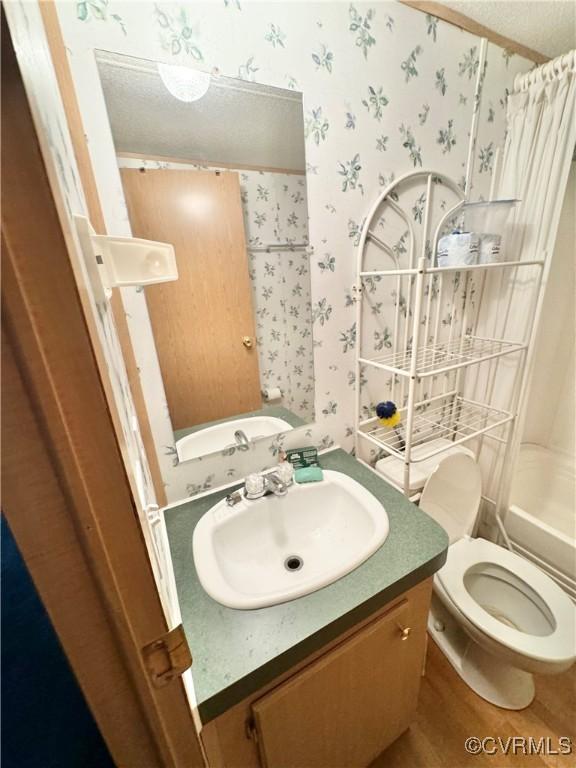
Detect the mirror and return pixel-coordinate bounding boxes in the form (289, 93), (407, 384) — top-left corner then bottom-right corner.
(95, 52), (315, 463)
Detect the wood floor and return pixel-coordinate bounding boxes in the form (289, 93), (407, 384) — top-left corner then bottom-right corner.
(372, 639), (576, 768)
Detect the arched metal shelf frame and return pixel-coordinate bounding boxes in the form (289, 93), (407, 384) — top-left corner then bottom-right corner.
(353, 170), (544, 500)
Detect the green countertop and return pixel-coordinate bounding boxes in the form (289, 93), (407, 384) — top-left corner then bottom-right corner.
(164, 449), (448, 722)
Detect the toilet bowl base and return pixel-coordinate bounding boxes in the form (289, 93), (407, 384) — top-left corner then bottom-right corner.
(428, 596), (536, 710)
(459, 643), (536, 710)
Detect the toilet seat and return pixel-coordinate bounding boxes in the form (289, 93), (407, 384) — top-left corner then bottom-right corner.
(437, 537), (576, 665)
(419, 453), (482, 543)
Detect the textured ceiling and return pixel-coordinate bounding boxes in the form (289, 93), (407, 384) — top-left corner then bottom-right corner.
(441, 0), (576, 59)
(96, 52), (306, 171)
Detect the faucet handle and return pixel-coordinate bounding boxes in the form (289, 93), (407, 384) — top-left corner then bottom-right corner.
(275, 462), (294, 486)
(245, 473), (265, 499)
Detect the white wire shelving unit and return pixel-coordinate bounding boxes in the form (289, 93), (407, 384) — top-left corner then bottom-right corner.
(358, 336), (525, 379)
(354, 169), (545, 499)
(359, 393), (513, 462)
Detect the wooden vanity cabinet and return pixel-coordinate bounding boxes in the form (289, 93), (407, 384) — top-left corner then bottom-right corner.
(201, 578), (432, 768)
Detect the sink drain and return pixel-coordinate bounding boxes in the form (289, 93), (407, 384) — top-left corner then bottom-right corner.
(284, 555), (303, 572)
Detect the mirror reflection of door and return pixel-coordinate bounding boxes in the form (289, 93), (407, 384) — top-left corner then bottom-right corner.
(121, 168), (261, 428)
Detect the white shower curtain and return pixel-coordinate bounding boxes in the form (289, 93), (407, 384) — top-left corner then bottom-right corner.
(498, 53), (576, 264)
(475, 51), (576, 530)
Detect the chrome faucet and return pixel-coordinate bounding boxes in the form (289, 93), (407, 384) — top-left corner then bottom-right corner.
(234, 430), (250, 451)
(265, 471), (288, 497)
(242, 469), (290, 500)
(226, 470), (289, 506)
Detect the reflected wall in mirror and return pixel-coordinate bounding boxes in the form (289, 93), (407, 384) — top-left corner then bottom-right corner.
(96, 52), (315, 462)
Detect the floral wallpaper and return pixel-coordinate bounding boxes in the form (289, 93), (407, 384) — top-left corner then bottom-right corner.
(240, 170), (309, 247)
(239, 169), (315, 422)
(472, 41), (535, 201)
(54, 0), (534, 502)
(118, 157), (315, 422)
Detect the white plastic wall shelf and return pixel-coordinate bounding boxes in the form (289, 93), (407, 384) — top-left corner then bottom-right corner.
(91, 233), (178, 287)
(357, 394), (513, 463)
(358, 335), (525, 379)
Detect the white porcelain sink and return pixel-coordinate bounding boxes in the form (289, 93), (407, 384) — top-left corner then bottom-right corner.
(176, 416), (292, 462)
(193, 471), (389, 609)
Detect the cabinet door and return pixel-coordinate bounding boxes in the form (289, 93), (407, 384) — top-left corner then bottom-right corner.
(251, 598), (425, 768)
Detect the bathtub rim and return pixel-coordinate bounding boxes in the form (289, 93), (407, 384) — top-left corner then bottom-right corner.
(509, 441), (575, 542)
(507, 502), (574, 549)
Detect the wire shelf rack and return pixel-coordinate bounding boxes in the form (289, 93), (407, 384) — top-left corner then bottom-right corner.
(354, 170), (543, 499)
(358, 395), (513, 462)
(359, 335), (525, 378)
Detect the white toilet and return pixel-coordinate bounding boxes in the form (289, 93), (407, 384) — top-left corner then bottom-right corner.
(420, 453), (576, 710)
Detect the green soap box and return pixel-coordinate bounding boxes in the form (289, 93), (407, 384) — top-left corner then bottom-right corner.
(285, 447), (319, 469)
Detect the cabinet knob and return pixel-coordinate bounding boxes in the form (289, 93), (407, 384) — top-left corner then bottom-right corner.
(398, 624), (412, 640)
(245, 717), (258, 742)
(242, 336), (254, 349)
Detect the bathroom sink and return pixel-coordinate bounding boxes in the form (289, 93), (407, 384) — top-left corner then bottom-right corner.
(176, 416), (293, 462)
(192, 470), (389, 609)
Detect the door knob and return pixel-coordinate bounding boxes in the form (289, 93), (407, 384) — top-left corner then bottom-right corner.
(242, 336), (254, 349)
